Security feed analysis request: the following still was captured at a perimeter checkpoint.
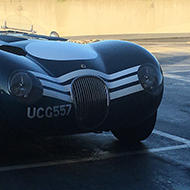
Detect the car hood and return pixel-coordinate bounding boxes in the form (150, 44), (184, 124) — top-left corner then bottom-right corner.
(25, 41), (98, 61)
(0, 40), (102, 76)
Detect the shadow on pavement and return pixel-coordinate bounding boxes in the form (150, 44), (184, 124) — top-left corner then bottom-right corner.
(0, 132), (147, 167)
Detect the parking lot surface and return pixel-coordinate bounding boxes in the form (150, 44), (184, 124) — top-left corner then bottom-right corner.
(0, 39), (190, 190)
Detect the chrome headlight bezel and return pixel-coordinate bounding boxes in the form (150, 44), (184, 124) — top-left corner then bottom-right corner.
(138, 63), (163, 95)
(8, 70), (43, 104)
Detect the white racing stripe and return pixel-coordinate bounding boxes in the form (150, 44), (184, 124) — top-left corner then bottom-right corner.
(40, 80), (71, 93)
(110, 84), (143, 100)
(42, 83), (143, 102)
(0, 130), (189, 172)
(31, 66), (141, 102)
(40, 74), (139, 93)
(30, 65), (140, 83)
(43, 89), (72, 103)
(107, 75), (139, 89)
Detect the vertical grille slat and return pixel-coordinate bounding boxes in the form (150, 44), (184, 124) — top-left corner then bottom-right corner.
(71, 76), (109, 130)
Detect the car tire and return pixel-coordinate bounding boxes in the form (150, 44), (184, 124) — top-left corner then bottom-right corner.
(111, 111), (157, 144)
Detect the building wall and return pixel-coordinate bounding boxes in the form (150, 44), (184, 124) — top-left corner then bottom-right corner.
(0, 0), (190, 37)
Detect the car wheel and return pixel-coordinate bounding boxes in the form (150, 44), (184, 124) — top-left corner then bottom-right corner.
(111, 111), (157, 144)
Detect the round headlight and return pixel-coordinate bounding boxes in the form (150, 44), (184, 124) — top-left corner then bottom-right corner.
(138, 64), (163, 95)
(9, 71), (43, 103)
(9, 72), (32, 97)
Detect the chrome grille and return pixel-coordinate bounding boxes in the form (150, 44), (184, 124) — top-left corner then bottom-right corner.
(71, 76), (109, 130)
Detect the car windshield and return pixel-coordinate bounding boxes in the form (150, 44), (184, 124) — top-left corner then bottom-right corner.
(0, 16), (67, 42)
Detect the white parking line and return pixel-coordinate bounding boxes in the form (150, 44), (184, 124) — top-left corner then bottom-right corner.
(0, 130), (189, 172)
(153, 130), (190, 144)
(164, 73), (190, 83)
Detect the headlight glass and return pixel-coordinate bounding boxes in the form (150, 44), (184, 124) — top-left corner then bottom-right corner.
(9, 72), (32, 97)
(9, 71), (43, 103)
(138, 64), (163, 95)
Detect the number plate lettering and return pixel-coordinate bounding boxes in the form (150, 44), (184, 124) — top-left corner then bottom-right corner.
(27, 104), (72, 119)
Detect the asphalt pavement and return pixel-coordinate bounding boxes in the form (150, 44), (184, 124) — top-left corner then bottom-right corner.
(0, 38), (190, 190)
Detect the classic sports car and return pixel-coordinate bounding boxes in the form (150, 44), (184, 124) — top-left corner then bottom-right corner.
(0, 26), (163, 146)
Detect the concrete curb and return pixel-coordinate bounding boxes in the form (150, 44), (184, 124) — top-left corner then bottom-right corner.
(65, 33), (190, 41)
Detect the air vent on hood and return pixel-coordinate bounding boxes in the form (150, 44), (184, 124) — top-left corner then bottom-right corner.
(0, 45), (26, 56)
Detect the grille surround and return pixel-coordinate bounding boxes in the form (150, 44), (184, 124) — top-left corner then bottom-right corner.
(71, 76), (109, 130)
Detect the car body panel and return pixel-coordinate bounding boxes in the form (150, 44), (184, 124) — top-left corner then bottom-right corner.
(0, 33), (163, 139)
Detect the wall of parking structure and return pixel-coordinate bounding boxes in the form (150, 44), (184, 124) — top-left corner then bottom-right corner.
(0, 0), (190, 37)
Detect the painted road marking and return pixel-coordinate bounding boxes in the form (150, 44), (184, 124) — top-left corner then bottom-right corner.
(0, 130), (189, 172)
(161, 57), (190, 82)
(164, 73), (190, 83)
(167, 70), (190, 73)
(153, 130), (190, 144)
